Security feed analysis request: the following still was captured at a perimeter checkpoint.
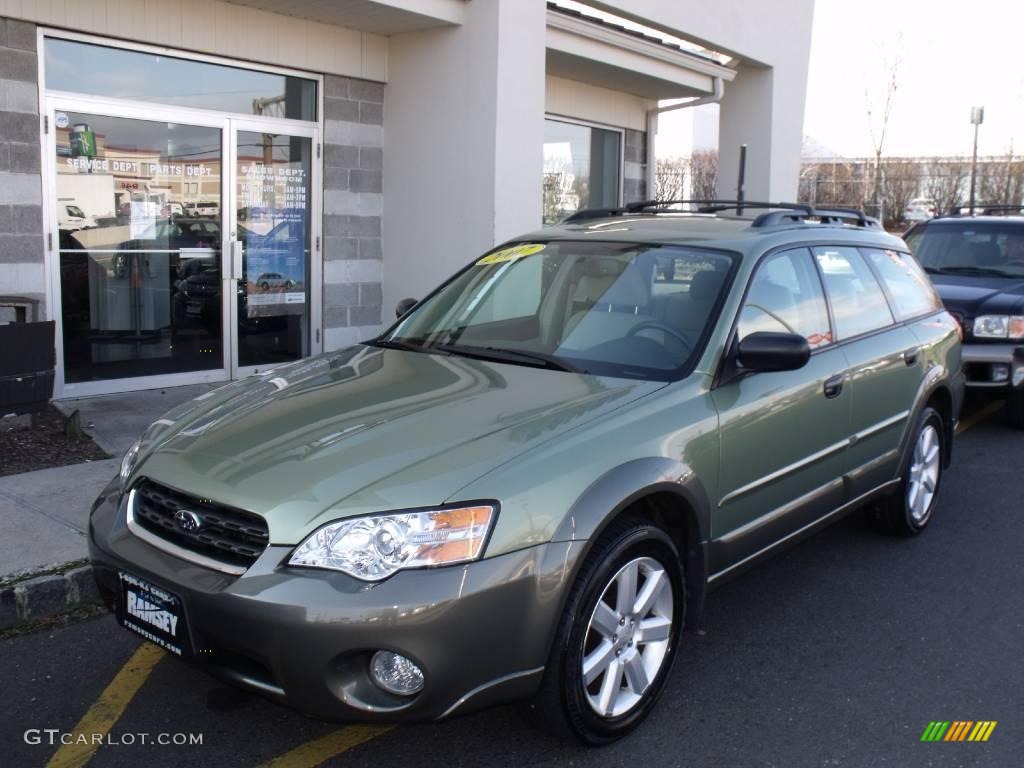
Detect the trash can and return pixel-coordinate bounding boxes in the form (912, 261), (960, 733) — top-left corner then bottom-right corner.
(0, 297), (55, 417)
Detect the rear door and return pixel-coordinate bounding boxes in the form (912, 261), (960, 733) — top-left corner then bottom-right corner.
(812, 246), (922, 498)
(711, 247), (849, 572)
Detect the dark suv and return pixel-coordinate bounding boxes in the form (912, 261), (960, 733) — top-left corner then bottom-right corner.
(905, 208), (1024, 426)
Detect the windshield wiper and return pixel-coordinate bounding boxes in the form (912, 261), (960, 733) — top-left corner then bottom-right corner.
(432, 344), (587, 373)
(368, 337), (443, 354)
(933, 265), (1012, 277)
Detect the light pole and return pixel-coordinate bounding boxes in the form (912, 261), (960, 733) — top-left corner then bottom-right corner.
(968, 106), (984, 214)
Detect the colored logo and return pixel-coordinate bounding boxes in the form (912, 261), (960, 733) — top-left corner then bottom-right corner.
(920, 721), (997, 742)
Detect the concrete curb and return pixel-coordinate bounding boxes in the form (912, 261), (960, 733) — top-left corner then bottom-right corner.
(0, 565), (101, 630)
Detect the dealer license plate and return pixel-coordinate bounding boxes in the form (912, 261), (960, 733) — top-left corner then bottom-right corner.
(116, 571), (191, 656)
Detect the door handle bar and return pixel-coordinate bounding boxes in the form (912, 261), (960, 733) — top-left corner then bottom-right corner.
(823, 374), (845, 399)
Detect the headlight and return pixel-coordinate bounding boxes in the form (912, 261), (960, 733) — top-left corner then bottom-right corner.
(119, 439), (140, 488)
(288, 504), (497, 581)
(974, 315), (1024, 339)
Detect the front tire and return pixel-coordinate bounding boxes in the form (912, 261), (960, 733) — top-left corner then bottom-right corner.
(873, 406), (945, 535)
(525, 517), (684, 744)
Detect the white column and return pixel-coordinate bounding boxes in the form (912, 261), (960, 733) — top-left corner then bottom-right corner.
(718, 58), (810, 203)
(383, 0), (546, 318)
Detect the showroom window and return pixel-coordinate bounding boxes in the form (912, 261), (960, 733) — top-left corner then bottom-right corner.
(44, 38), (317, 120)
(543, 118), (622, 225)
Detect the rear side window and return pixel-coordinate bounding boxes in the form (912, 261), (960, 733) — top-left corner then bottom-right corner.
(813, 246), (894, 339)
(739, 248), (833, 349)
(861, 248), (942, 320)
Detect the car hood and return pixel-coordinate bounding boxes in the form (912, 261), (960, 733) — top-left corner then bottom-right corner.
(931, 273), (1024, 317)
(133, 345), (663, 543)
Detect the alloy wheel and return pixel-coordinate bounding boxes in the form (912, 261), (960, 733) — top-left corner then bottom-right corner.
(581, 556), (674, 718)
(907, 423), (941, 523)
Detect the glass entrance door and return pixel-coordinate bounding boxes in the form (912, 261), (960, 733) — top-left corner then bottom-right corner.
(229, 122), (319, 376)
(46, 99), (321, 395)
(49, 102), (228, 391)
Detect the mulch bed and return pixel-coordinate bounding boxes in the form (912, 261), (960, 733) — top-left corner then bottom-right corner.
(0, 405), (110, 477)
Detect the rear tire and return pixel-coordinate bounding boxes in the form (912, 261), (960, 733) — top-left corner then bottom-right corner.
(873, 406), (945, 536)
(1006, 389), (1024, 429)
(524, 516), (684, 745)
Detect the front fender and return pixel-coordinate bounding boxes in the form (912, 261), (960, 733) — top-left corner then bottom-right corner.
(552, 457), (712, 630)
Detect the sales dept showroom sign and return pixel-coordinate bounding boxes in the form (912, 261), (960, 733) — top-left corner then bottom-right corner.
(239, 163), (309, 318)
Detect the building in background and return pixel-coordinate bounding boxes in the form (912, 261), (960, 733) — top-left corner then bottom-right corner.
(0, 0), (814, 397)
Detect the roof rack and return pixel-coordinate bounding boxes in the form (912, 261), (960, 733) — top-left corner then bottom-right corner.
(561, 199), (881, 229)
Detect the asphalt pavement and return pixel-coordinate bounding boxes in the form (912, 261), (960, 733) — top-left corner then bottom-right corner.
(2, 397), (1020, 768)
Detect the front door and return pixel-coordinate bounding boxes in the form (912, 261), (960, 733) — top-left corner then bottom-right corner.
(228, 121), (321, 377)
(709, 247), (850, 576)
(46, 99), (321, 395)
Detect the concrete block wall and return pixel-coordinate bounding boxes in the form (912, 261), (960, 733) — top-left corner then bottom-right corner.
(321, 74), (385, 351)
(623, 128), (648, 203)
(0, 17), (45, 315)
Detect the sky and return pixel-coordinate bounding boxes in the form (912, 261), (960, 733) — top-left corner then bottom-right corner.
(659, 0), (1024, 160)
(803, 0), (1024, 158)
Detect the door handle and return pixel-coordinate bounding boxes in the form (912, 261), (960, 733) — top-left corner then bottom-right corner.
(903, 348), (920, 367)
(231, 241), (244, 281)
(823, 374), (845, 399)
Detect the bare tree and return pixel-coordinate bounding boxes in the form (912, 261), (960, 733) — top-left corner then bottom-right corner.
(690, 149), (719, 200)
(880, 159), (921, 228)
(865, 45), (902, 216)
(977, 151), (1024, 208)
(798, 159), (865, 208)
(923, 157), (968, 215)
(542, 159), (576, 225)
(655, 156), (687, 201)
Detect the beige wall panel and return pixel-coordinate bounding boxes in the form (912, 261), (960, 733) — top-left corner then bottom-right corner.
(545, 75), (651, 132)
(361, 32), (387, 82)
(4, 0), (384, 80)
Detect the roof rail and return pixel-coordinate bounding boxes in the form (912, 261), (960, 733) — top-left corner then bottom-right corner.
(561, 199), (881, 229)
(752, 206), (882, 230)
(626, 199), (815, 215)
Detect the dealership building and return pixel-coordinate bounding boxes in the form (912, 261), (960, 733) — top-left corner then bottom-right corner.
(0, 0), (813, 397)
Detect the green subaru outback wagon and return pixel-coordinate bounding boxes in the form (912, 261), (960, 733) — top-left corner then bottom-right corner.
(89, 201), (964, 743)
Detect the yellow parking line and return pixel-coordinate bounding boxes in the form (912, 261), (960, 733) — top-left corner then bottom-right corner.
(956, 400), (1004, 434)
(256, 725), (394, 768)
(46, 642), (165, 768)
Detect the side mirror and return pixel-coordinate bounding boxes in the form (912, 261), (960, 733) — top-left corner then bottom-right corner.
(395, 297), (417, 318)
(737, 332), (810, 372)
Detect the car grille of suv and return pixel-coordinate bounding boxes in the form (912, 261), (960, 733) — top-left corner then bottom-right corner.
(131, 479), (269, 569)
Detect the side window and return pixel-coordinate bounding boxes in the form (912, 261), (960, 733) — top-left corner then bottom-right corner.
(861, 248), (942, 320)
(813, 246), (894, 339)
(739, 248), (833, 349)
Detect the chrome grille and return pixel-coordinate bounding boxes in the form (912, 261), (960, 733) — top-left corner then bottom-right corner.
(131, 479), (269, 570)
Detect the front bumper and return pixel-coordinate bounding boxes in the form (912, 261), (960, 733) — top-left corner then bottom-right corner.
(88, 481), (584, 722)
(960, 343), (1024, 389)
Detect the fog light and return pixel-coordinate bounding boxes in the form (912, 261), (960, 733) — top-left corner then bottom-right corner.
(370, 651), (424, 696)
(992, 364), (1009, 383)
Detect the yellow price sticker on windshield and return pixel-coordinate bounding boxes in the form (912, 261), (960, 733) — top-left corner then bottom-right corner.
(476, 243), (546, 265)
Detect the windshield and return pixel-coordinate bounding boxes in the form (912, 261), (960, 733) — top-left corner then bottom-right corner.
(378, 241), (736, 380)
(907, 221), (1024, 277)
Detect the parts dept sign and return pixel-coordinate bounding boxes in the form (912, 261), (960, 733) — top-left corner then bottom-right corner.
(64, 156), (214, 178)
